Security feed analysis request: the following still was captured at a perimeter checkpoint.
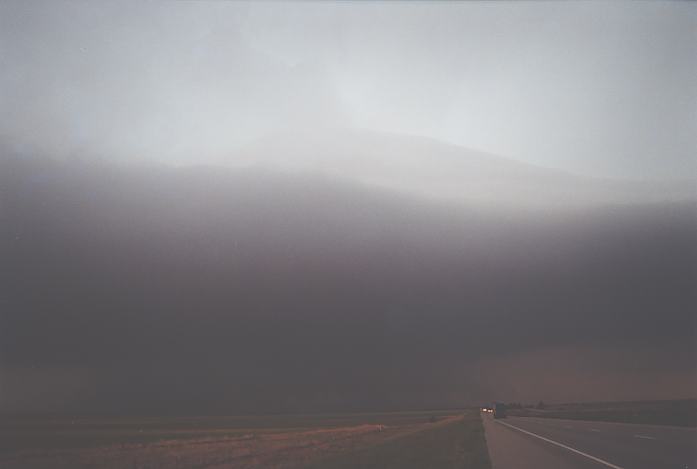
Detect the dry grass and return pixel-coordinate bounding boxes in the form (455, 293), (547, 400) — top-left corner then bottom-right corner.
(0, 410), (490, 469)
(303, 411), (490, 469)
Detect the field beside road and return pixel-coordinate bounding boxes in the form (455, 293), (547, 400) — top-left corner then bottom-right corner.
(304, 410), (490, 469)
(0, 409), (490, 469)
(507, 399), (697, 427)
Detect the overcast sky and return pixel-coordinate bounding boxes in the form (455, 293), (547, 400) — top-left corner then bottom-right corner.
(1, 1), (695, 179)
(1, 1), (696, 414)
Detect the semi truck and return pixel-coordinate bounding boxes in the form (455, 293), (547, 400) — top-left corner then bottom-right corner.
(493, 402), (507, 419)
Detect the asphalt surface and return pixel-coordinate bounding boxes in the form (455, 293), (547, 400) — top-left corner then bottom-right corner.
(482, 414), (697, 469)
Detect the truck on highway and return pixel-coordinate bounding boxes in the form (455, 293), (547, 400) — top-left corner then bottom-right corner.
(493, 402), (507, 419)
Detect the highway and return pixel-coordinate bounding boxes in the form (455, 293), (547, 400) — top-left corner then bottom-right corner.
(482, 415), (697, 469)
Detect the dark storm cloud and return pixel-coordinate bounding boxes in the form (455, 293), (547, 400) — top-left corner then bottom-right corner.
(1, 156), (695, 413)
(1, 0), (695, 414)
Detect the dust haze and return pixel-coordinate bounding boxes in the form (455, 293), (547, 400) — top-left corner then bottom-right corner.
(1, 1), (696, 414)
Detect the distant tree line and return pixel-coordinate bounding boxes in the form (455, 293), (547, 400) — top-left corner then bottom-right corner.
(504, 401), (545, 409)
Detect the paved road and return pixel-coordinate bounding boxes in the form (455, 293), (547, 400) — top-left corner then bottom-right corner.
(483, 414), (697, 469)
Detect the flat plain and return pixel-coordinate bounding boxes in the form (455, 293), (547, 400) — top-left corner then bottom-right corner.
(0, 409), (490, 469)
(506, 399), (697, 427)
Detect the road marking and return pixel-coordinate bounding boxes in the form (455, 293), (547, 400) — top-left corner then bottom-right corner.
(590, 428), (601, 432)
(634, 435), (656, 440)
(496, 420), (624, 469)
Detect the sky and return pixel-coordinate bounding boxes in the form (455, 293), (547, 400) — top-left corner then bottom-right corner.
(0, 1), (696, 414)
(1, 0), (695, 178)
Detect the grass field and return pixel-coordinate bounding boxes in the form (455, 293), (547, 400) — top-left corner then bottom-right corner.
(0, 409), (491, 469)
(0, 410), (457, 453)
(304, 411), (490, 469)
(507, 399), (697, 427)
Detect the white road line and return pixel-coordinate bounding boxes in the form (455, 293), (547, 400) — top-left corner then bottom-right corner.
(496, 420), (624, 469)
(590, 428), (601, 432)
(634, 435), (656, 440)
